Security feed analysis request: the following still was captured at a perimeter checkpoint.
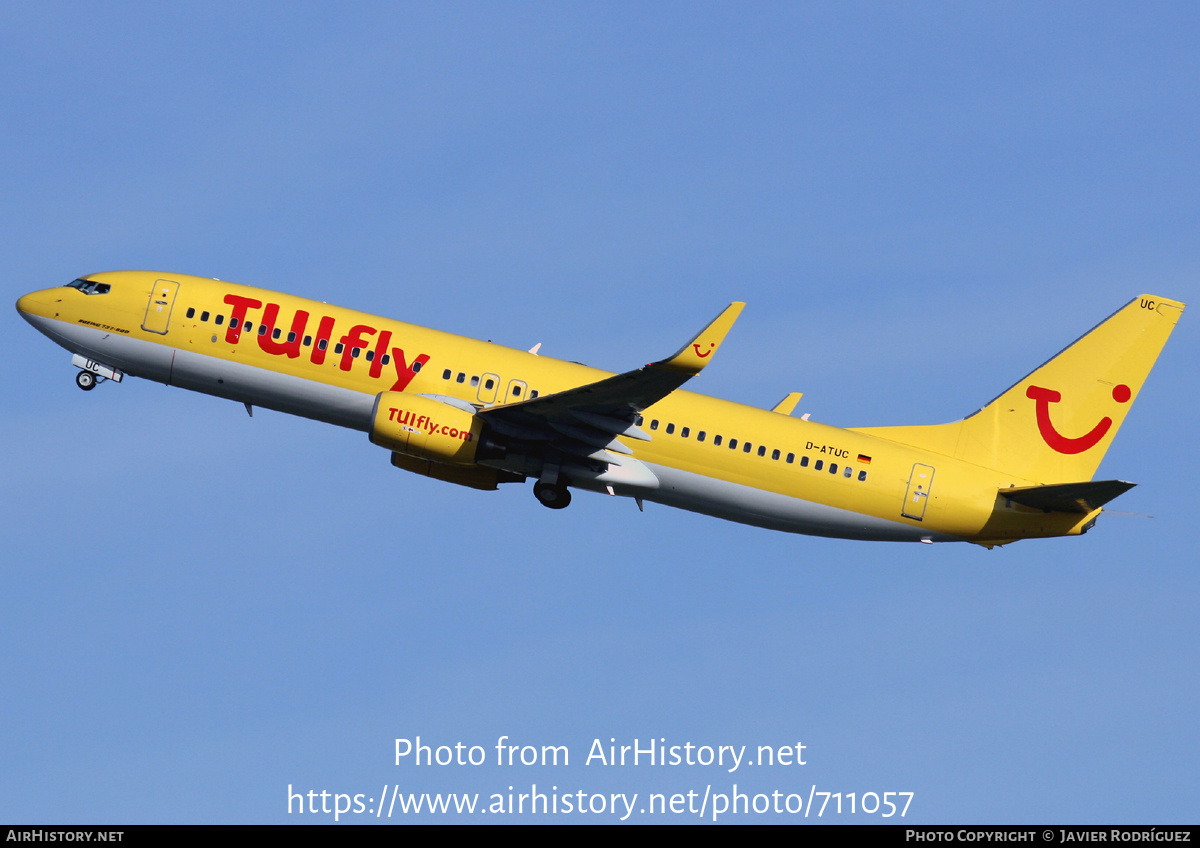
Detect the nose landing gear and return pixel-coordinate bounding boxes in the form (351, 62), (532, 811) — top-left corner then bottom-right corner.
(70, 355), (123, 391)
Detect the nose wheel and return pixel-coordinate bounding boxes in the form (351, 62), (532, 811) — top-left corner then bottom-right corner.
(533, 481), (572, 509)
(69, 356), (122, 390)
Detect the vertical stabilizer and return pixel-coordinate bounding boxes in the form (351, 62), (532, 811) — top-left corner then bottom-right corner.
(853, 295), (1184, 483)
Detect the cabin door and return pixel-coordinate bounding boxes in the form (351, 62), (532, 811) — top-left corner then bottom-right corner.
(142, 279), (180, 334)
(902, 463), (936, 521)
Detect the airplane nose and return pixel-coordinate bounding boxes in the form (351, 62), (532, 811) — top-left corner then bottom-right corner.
(16, 292), (39, 314)
(15, 290), (53, 323)
(16, 288), (58, 312)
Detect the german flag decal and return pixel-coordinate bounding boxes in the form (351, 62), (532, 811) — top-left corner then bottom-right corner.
(857, 454), (872, 464)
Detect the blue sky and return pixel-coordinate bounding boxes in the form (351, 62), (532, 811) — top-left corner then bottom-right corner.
(2, 2), (1197, 823)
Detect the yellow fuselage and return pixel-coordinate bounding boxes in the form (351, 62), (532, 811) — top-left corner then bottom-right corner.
(17, 271), (1137, 546)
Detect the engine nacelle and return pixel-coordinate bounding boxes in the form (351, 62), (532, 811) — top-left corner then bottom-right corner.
(369, 392), (483, 465)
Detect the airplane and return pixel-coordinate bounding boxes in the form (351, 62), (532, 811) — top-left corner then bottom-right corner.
(15, 272), (1184, 547)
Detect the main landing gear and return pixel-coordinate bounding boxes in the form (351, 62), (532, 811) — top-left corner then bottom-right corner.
(75, 370), (98, 391)
(533, 480), (572, 509)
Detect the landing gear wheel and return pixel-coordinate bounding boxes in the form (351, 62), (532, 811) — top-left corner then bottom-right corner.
(534, 481), (572, 510)
(75, 370), (96, 391)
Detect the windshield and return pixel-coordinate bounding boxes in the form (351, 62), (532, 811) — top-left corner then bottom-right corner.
(65, 278), (111, 295)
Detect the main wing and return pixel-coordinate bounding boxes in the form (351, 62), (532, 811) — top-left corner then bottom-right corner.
(475, 302), (743, 488)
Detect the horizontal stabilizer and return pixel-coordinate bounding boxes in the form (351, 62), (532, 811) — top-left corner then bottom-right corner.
(1001, 480), (1136, 513)
(771, 392), (803, 415)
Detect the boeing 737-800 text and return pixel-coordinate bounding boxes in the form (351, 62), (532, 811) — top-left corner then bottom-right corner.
(16, 273), (1184, 547)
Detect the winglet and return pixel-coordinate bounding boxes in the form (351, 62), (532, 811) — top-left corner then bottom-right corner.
(655, 302), (745, 375)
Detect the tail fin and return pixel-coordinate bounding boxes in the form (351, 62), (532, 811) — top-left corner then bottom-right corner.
(853, 295), (1185, 483)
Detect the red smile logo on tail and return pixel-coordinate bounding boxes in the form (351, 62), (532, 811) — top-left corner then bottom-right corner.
(693, 342), (715, 358)
(1026, 383), (1131, 454)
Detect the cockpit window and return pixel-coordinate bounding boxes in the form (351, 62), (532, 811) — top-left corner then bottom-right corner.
(66, 278), (111, 295)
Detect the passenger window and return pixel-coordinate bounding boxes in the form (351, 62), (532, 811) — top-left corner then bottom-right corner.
(697, 431), (706, 442)
(844, 467), (853, 478)
(186, 307), (196, 318)
(303, 335), (312, 346)
(382, 354), (391, 365)
(215, 315), (224, 326)
(258, 325), (268, 336)
(681, 427), (690, 438)
(757, 445), (766, 457)
(814, 460), (823, 471)
(786, 452), (795, 463)
(650, 420), (659, 431)
(729, 439), (738, 449)
(470, 375), (479, 387)
(636, 415), (644, 426)
(666, 423), (675, 435)
(772, 449), (780, 460)
(272, 328), (282, 339)
(334, 343), (344, 354)
(858, 470), (867, 481)
(743, 442), (752, 453)
(200, 311), (210, 322)
(365, 350), (374, 361)
(411, 360), (420, 371)
(443, 369), (452, 380)
(530, 390), (539, 398)
(800, 456), (809, 467)
(829, 463), (838, 474)
(714, 435), (723, 446)
(287, 332), (296, 343)
(352, 347), (361, 358)
(318, 339), (328, 351)
(244, 323), (253, 333)
(456, 373), (465, 383)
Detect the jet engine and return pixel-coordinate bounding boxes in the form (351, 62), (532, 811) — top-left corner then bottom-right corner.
(369, 392), (522, 490)
(369, 392), (484, 464)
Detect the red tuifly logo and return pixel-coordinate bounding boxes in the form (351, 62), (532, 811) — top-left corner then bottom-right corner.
(1026, 383), (1131, 454)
